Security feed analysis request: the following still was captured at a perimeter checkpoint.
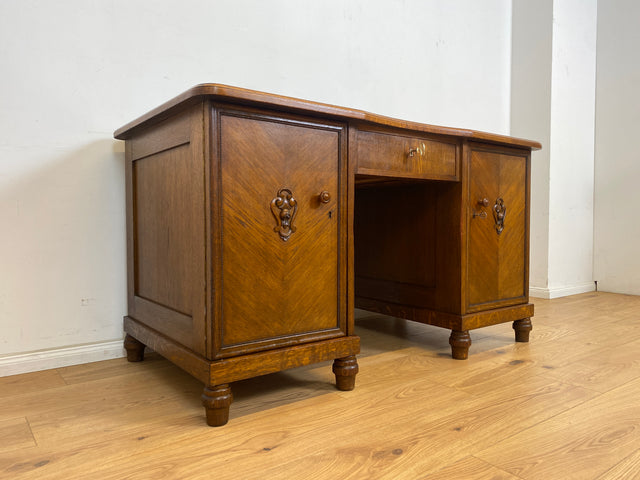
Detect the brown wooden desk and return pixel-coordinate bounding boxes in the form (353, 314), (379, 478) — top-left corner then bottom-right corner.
(114, 84), (540, 426)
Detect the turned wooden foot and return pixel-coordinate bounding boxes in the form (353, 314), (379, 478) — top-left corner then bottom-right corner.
(123, 334), (145, 362)
(513, 318), (533, 342)
(332, 356), (359, 391)
(449, 330), (472, 360)
(201, 384), (233, 427)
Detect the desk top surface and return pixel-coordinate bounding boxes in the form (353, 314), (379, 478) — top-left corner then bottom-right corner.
(114, 83), (541, 150)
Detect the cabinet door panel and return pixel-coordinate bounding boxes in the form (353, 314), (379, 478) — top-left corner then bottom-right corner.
(468, 149), (527, 309)
(219, 113), (344, 349)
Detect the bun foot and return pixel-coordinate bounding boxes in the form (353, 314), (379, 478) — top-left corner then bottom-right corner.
(202, 384), (233, 427)
(333, 356), (359, 391)
(123, 334), (145, 362)
(449, 330), (472, 360)
(513, 318), (533, 342)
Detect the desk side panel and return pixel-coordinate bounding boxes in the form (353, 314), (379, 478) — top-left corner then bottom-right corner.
(125, 104), (207, 356)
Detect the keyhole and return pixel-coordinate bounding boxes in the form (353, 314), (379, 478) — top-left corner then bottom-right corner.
(328, 210), (333, 219)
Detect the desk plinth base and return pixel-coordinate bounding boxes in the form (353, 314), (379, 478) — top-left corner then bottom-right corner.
(123, 317), (360, 426)
(355, 298), (534, 359)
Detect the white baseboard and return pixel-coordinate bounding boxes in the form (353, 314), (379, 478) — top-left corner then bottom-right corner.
(0, 340), (126, 378)
(530, 282), (596, 299)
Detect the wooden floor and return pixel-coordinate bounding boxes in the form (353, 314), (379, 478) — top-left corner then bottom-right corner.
(2, 292), (640, 479)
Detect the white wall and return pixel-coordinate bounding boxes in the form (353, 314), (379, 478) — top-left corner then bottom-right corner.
(547, 0), (598, 295)
(594, 0), (640, 295)
(512, 0), (597, 299)
(0, 0), (514, 374)
(511, 0), (553, 292)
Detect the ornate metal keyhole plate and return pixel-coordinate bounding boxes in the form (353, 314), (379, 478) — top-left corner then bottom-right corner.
(493, 197), (506, 234)
(270, 188), (297, 241)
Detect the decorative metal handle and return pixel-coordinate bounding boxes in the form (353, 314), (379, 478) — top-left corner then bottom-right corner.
(270, 188), (297, 241)
(493, 197), (506, 234)
(319, 191), (331, 203)
(408, 142), (426, 158)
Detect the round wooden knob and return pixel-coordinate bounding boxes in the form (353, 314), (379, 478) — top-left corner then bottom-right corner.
(478, 198), (489, 207)
(319, 191), (331, 203)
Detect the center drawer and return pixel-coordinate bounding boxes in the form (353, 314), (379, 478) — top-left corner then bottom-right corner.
(355, 128), (459, 180)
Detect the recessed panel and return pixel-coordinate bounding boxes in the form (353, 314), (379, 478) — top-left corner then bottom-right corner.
(133, 143), (199, 316)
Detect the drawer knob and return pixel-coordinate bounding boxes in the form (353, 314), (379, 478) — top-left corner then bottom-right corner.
(319, 191), (331, 203)
(472, 198), (490, 218)
(408, 142), (426, 158)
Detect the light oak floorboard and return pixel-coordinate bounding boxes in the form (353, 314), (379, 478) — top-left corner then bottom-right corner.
(1, 292), (639, 479)
(596, 449), (640, 480)
(0, 417), (36, 454)
(476, 376), (640, 479)
(0, 370), (66, 399)
(426, 456), (520, 480)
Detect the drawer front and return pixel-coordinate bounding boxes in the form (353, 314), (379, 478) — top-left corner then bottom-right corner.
(356, 129), (458, 180)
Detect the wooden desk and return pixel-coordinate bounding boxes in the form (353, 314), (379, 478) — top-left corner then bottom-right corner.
(114, 84), (540, 426)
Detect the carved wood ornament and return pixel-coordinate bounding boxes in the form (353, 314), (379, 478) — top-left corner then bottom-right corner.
(493, 197), (506, 234)
(270, 188), (297, 241)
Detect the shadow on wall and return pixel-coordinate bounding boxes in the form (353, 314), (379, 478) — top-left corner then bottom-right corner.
(0, 139), (128, 356)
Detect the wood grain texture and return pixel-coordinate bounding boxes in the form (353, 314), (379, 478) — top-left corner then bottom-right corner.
(208, 336), (360, 385)
(0, 370), (66, 399)
(467, 147), (528, 310)
(1, 293), (639, 479)
(133, 143), (198, 316)
(355, 183), (438, 291)
(218, 111), (344, 349)
(114, 84), (542, 150)
(127, 105), (206, 355)
(354, 138), (532, 359)
(596, 449), (640, 480)
(355, 127), (458, 180)
(476, 376), (640, 479)
(0, 417), (36, 454)
(426, 456), (520, 480)
(353, 178), (464, 315)
(121, 97), (359, 426)
(118, 85), (537, 424)
(355, 298), (533, 332)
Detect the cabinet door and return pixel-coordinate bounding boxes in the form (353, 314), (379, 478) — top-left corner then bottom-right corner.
(467, 147), (529, 310)
(217, 110), (347, 355)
